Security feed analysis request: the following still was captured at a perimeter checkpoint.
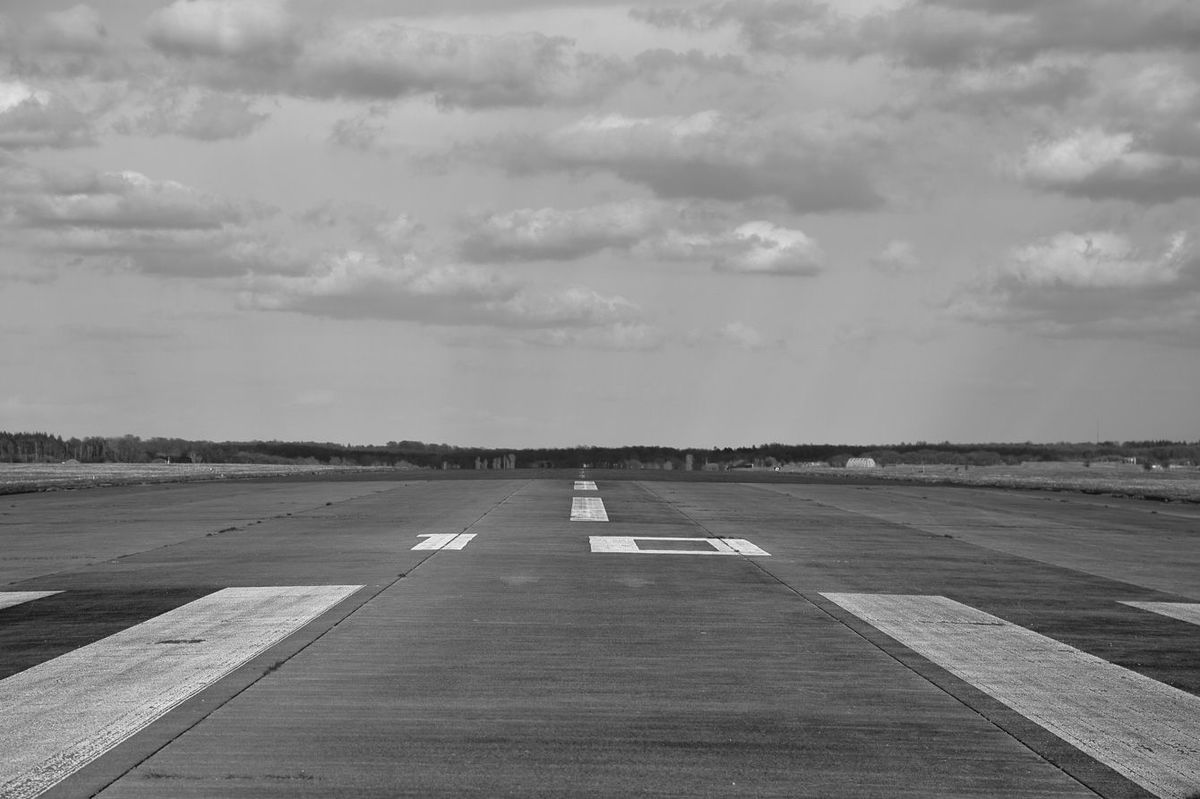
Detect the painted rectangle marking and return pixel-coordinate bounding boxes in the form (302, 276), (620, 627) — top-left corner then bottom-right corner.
(822, 593), (1200, 799)
(571, 496), (608, 522)
(1122, 601), (1200, 627)
(589, 536), (770, 556)
(0, 584), (362, 799)
(573, 480), (598, 491)
(412, 533), (475, 551)
(412, 533), (458, 550)
(0, 591), (61, 612)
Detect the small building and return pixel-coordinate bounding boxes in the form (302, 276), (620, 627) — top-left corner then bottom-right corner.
(845, 457), (878, 469)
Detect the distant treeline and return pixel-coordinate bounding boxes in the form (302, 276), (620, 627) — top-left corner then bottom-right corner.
(2, 431), (1198, 470)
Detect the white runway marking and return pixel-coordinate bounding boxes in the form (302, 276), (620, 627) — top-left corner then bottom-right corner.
(0, 585), (362, 799)
(823, 593), (1200, 799)
(0, 591), (60, 611)
(589, 536), (770, 556)
(1122, 601), (1200, 627)
(412, 533), (476, 550)
(571, 496), (608, 521)
(573, 480), (597, 491)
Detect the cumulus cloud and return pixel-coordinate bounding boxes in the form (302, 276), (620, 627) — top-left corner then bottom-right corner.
(145, 0), (298, 64)
(115, 91), (270, 141)
(13, 169), (245, 230)
(652, 220), (824, 275)
(948, 229), (1200, 340)
(1001, 230), (1189, 288)
(142, 6), (637, 109)
(1014, 128), (1200, 203)
(297, 23), (622, 108)
(636, 1), (1200, 68)
(0, 81), (93, 149)
(457, 199), (826, 276)
(244, 248), (640, 330)
(686, 320), (780, 350)
(460, 200), (660, 262)
(870, 239), (920, 273)
(0, 161), (289, 277)
(35, 4), (108, 53)
(484, 110), (884, 212)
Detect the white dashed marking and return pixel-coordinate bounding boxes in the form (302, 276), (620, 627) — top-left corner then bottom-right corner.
(0, 585), (363, 799)
(574, 481), (598, 491)
(1122, 601), (1200, 627)
(589, 536), (770, 556)
(823, 593), (1200, 799)
(0, 591), (60, 611)
(571, 496), (608, 521)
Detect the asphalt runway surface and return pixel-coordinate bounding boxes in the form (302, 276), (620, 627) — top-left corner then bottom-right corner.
(2, 471), (1199, 798)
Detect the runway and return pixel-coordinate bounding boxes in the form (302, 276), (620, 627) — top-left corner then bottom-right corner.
(2, 472), (1199, 797)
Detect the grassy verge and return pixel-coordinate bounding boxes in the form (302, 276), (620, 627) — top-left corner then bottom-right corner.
(0, 462), (393, 495)
(784, 461), (1200, 503)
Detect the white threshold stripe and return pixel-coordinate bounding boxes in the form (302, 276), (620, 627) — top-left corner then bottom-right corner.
(444, 533), (476, 550)
(573, 480), (598, 491)
(0, 585), (362, 799)
(823, 593), (1200, 799)
(589, 536), (770, 556)
(0, 591), (61, 612)
(571, 496), (608, 522)
(1122, 601), (1200, 628)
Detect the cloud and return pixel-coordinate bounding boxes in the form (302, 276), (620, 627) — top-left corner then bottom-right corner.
(1000, 230), (1189, 289)
(0, 81), (93, 149)
(145, 0), (298, 64)
(686, 320), (780, 350)
(0, 161), (290, 277)
(870, 239), (920, 273)
(1014, 128), (1200, 203)
(948, 229), (1200, 341)
(652, 220), (824, 275)
(457, 199), (825, 276)
(297, 23), (622, 108)
(115, 91), (270, 141)
(460, 200), (660, 262)
(35, 4), (108, 53)
(243, 248), (641, 330)
(13, 169), (246, 230)
(483, 110), (884, 212)
(636, 1), (1200, 68)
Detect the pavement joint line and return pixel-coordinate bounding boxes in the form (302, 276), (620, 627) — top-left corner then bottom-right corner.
(83, 480), (531, 797)
(637, 480), (1110, 797)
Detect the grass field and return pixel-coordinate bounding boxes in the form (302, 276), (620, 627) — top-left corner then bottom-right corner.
(788, 461), (1200, 503)
(0, 462), (381, 495)
(4, 460), (1200, 504)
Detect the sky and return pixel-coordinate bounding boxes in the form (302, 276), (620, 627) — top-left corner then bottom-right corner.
(1, 0), (1198, 448)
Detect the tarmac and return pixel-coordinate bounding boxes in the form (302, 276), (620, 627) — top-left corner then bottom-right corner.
(1, 470), (1199, 798)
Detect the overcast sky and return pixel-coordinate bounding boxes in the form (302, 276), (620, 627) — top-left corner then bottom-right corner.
(1, 0), (1198, 447)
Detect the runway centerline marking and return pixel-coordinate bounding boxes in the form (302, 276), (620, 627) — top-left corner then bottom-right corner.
(571, 496), (608, 522)
(573, 480), (598, 491)
(1121, 601), (1200, 627)
(0, 584), (363, 799)
(823, 593), (1200, 799)
(412, 533), (476, 551)
(0, 591), (61, 611)
(589, 536), (770, 556)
